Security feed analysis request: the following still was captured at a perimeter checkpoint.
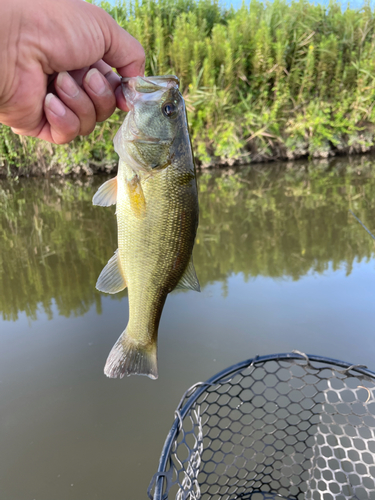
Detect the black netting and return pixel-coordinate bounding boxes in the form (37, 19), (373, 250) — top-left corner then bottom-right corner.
(149, 353), (375, 500)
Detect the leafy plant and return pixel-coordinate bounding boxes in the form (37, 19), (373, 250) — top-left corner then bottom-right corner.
(2, 0), (375, 176)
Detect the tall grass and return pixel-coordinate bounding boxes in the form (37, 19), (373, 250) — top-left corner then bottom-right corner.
(2, 0), (375, 175)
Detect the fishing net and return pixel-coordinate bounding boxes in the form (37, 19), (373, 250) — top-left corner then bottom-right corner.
(148, 352), (375, 500)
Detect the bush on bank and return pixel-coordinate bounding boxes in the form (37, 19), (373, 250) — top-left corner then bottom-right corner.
(2, 0), (375, 176)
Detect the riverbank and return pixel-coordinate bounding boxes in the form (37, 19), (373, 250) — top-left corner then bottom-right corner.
(2, 0), (375, 177)
(2, 127), (375, 178)
(3, 145), (375, 181)
(2, 127), (375, 179)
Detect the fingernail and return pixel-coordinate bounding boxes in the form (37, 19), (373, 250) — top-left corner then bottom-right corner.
(85, 68), (106, 95)
(45, 94), (66, 117)
(57, 71), (79, 98)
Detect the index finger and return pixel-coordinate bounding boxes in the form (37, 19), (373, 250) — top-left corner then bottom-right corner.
(91, 60), (132, 112)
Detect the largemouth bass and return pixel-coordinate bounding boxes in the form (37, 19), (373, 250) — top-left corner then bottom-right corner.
(93, 75), (199, 380)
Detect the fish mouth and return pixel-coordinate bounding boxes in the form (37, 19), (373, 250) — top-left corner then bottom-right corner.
(121, 75), (179, 90)
(121, 75), (179, 108)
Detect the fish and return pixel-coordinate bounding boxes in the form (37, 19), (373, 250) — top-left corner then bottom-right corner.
(92, 75), (199, 380)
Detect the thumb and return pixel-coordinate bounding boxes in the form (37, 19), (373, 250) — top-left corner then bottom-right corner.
(88, 4), (145, 78)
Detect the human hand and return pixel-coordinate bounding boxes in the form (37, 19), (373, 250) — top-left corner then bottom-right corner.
(0, 0), (145, 144)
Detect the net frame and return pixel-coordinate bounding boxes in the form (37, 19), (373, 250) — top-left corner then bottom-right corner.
(148, 352), (375, 500)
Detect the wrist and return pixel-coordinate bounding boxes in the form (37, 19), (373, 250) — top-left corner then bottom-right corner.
(0, 1), (22, 109)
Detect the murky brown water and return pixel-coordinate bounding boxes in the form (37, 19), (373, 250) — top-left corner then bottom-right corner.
(1, 157), (375, 500)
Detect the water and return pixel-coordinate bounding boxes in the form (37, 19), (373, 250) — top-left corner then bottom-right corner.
(1, 158), (375, 500)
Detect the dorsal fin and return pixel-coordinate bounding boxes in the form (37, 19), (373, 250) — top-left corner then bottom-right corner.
(175, 256), (200, 292)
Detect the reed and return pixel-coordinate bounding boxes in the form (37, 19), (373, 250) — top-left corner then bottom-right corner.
(2, 0), (375, 176)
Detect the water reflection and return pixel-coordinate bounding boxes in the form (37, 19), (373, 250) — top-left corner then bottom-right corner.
(197, 161), (375, 284)
(0, 178), (118, 321)
(1, 158), (375, 322)
(2, 158), (375, 500)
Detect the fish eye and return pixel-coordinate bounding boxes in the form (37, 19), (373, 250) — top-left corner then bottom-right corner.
(162, 102), (177, 118)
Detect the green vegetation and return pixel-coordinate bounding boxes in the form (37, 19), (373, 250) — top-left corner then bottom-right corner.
(1, 158), (375, 320)
(2, 0), (375, 175)
(0, 178), (119, 321)
(196, 157), (375, 287)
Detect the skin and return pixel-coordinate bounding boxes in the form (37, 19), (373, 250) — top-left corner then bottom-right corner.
(0, 0), (145, 144)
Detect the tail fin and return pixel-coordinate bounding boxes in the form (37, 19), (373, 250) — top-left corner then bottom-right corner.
(104, 327), (158, 380)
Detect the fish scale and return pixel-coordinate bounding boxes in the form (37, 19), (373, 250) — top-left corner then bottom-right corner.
(93, 75), (199, 380)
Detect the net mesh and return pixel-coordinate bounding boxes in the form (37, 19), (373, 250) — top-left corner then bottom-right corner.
(149, 353), (375, 500)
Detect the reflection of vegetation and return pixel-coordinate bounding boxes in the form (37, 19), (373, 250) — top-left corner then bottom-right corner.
(1, 159), (375, 320)
(0, 177), (120, 321)
(195, 158), (375, 286)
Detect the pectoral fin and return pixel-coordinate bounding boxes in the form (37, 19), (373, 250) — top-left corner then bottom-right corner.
(96, 249), (127, 294)
(175, 256), (200, 292)
(126, 175), (146, 218)
(93, 177), (117, 207)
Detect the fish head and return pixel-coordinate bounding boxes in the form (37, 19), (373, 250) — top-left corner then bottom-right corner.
(114, 75), (186, 172)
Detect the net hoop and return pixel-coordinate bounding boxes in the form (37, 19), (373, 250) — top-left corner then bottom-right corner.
(149, 352), (375, 500)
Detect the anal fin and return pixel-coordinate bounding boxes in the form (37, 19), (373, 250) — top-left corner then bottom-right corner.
(175, 256), (200, 292)
(96, 249), (126, 294)
(93, 177), (117, 207)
